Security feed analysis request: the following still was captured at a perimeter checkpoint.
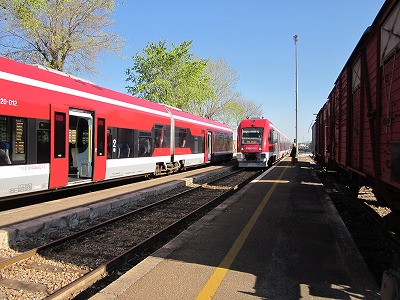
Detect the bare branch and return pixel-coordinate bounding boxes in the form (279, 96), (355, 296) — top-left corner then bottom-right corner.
(0, 0), (124, 74)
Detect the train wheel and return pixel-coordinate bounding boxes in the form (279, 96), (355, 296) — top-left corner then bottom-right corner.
(155, 164), (161, 176)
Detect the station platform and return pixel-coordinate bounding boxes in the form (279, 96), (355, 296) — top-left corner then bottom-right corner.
(90, 155), (380, 300)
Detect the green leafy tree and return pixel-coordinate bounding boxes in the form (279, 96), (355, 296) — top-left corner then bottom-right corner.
(125, 40), (213, 110)
(188, 58), (239, 120)
(188, 58), (262, 128)
(225, 97), (262, 128)
(1, 0), (44, 12)
(0, 0), (124, 74)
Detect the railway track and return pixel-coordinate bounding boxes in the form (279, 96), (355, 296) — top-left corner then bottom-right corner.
(315, 167), (400, 286)
(0, 169), (260, 299)
(0, 161), (238, 212)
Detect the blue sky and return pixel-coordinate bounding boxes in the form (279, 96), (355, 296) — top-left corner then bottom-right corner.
(87, 1), (385, 143)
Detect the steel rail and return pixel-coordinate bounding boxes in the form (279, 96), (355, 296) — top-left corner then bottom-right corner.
(47, 169), (259, 300)
(0, 168), (260, 299)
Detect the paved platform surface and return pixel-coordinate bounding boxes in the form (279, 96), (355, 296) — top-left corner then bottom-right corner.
(90, 155), (380, 300)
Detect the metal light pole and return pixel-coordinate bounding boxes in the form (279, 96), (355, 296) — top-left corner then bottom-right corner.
(293, 34), (298, 155)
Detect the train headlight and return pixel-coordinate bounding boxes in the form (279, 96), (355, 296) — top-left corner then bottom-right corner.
(259, 147), (262, 151)
(241, 147), (244, 151)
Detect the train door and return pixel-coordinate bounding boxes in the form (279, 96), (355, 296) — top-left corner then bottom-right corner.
(68, 109), (94, 183)
(49, 105), (69, 188)
(93, 115), (106, 181)
(206, 131), (212, 162)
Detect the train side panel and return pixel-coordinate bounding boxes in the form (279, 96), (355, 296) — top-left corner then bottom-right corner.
(0, 57), (233, 199)
(315, 0), (400, 207)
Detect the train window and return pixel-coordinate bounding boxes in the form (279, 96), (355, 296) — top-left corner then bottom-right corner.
(269, 130), (278, 144)
(0, 116), (7, 141)
(138, 131), (152, 157)
(5, 117), (27, 163)
(176, 128), (188, 147)
(154, 125), (163, 148)
(242, 128), (263, 144)
(381, 2), (400, 63)
(0, 116), (12, 165)
(97, 118), (105, 156)
(14, 118), (25, 155)
(164, 127), (171, 148)
(215, 132), (225, 152)
(154, 125), (170, 148)
(352, 58), (361, 92)
(37, 122), (50, 163)
(69, 115), (89, 158)
(107, 129), (113, 159)
(117, 128), (134, 158)
(194, 137), (199, 153)
(0, 117), (26, 163)
(54, 112), (66, 158)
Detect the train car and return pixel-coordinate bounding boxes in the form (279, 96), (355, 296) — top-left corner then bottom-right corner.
(236, 118), (291, 168)
(314, 0), (400, 208)
(0, 56), (233, 199)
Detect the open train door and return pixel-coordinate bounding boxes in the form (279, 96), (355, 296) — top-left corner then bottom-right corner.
(93, 115), (106, 181)
(68, 109), (94, 182)
(205, 131), (212, 163)
(49, 105), (69, 188)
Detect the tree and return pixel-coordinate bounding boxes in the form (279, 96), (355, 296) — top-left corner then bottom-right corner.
(1, 0), (44, 11)
(0, 0), (124, 74)
(125, 40), (213, 110)
(188, 58), (262, 129)
(188, 58), (239, 119)
(224, 97), (263, 128)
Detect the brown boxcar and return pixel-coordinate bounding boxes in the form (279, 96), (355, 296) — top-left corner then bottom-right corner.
(314, 0), (400, 209)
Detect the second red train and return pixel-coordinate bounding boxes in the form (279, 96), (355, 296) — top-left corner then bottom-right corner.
(237, 118), (291, 168)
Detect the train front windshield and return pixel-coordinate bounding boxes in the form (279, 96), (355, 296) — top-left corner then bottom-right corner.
(241, 128), (263, 144)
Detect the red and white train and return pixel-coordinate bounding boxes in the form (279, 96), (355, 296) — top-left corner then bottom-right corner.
(0, 57), (233, 199)
(236, 118), (291, 168)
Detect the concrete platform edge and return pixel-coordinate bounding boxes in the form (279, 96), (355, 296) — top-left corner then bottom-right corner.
(90, 170), (271, 299)
(0, 167), (231, 249)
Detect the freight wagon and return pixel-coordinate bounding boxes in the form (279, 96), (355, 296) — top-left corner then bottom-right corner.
(314, 0), (400, 209)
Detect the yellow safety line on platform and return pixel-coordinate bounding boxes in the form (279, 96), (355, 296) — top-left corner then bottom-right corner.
(196, 165), (288, 299)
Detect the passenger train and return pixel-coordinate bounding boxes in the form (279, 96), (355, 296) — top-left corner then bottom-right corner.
(0, 57), (233, 199)
(236, 118), (291, 168)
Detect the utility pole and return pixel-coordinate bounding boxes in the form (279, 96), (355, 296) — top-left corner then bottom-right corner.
(293, 34), (298, 155)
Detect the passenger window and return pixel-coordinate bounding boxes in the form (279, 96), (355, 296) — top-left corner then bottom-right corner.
(37, 121), (50, 163)
(107, 129), (113, 158)
(116, 128), (134, 158)
(177, 128), (187, 147)
(0, 141), (11, 165)
(97, 118), (105, 156)
(154, 125), (170, 148)
(0, 117), (27, 164)
(54, 112), (66, 158)
(138, 131), (152, 157)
